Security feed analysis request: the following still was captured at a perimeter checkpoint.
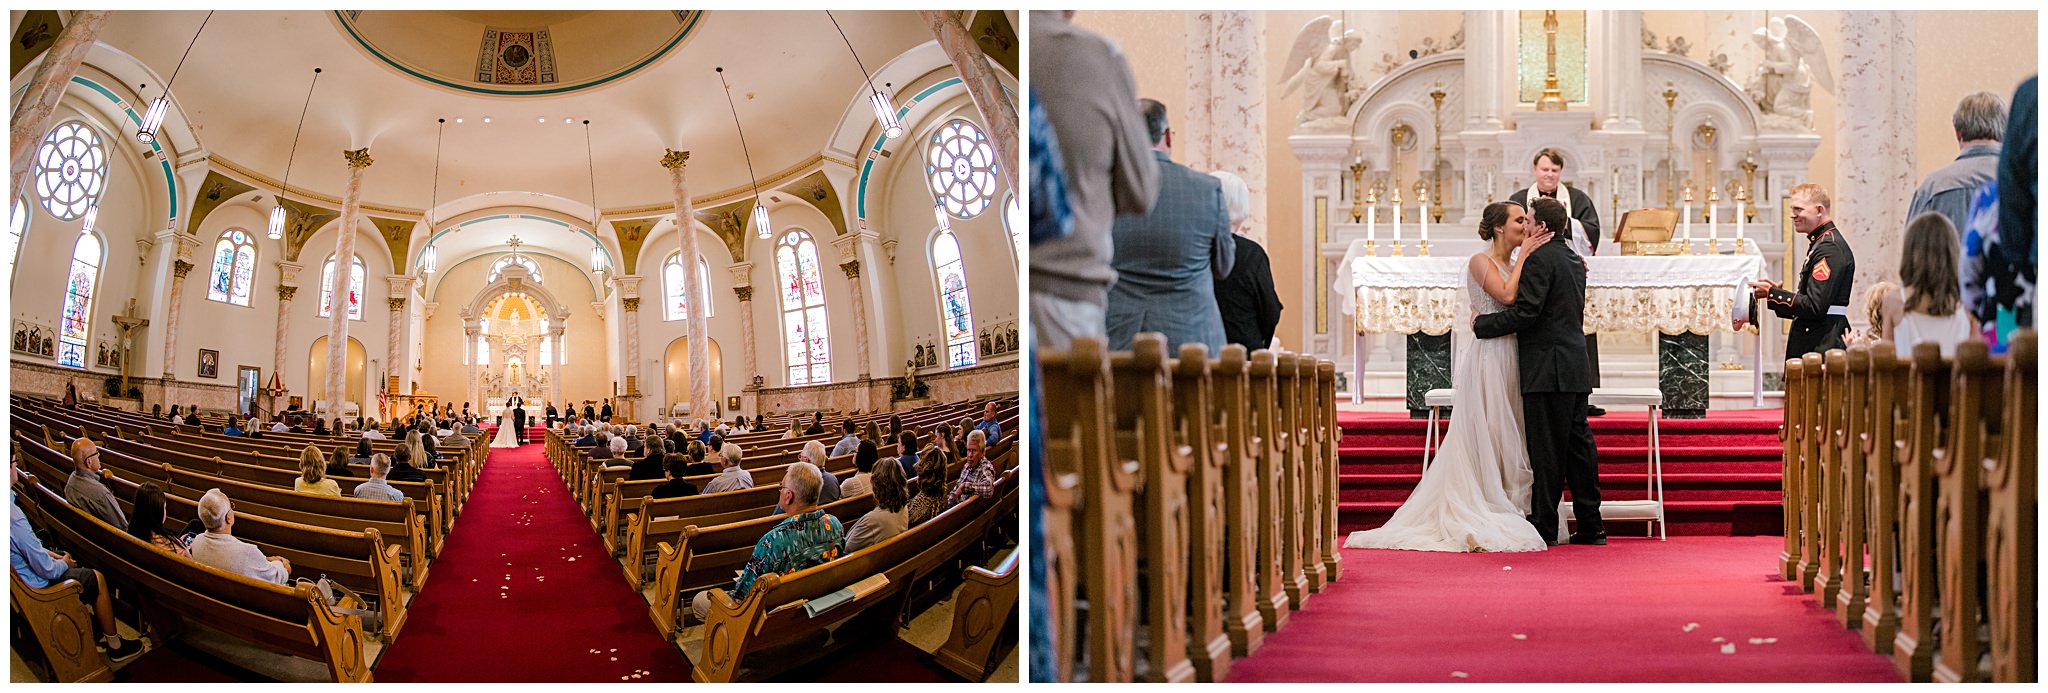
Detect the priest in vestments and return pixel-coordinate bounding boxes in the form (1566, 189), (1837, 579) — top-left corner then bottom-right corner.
(1506, 147), (1605, 415)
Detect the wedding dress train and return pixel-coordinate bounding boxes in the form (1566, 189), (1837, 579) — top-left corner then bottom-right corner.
(489, 420), (519, 448)
(1344, 256), (1548, 553)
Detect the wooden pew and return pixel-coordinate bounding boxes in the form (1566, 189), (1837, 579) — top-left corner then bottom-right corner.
(1894, 343), (1950, 681)
(1861, 343), (1905, 651)
(1933, 340), (1998, 683)
(1986, 331), (2035, 683)
(1111, 335), (1193, 683)
(1033, 338), (1113, 682)
(934, 547), (1019, 682)
(1212, 347), (1265, 657)
(9, 557), (113, 682)
(1316, 360), (1343, 582)
(1837, 346), (1872, 626)
(1780, 357), (1807, 581)
(1172, 343), (1230, 682)
(1797, 352), (1826, 592)
(644, 494), (879, 640)
(1247, 350), (1289, 633)
(19, 478), (373, 682)
(1813, 348), (1848, 609)
(1293, 354), (1327, 594)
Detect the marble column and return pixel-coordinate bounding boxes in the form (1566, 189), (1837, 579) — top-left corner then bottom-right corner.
(385, 294), (407, 421)
(615, 277), (644, 422)
(661, 150), (713, 425)
(272, 261), (304, 408)
(323, 149), (373, 416)
(729, 263), (758, 386)
(159, 231), (199, 379)
(9, 10), (111, 190)
(548, 325), (565, 408)
(1597, 11), (1645, 131)
(1462, 11), (1508, 130)
(917, 10), (1020, 197)
(1834, 11), (1917, 316)
(1185, 11), (1268, 246)
(464, 321), (479, 414)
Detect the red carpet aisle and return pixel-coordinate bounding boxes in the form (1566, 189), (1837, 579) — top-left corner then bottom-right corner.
(1225, 537), (1901, 682)
(1338, 409), (1786, 535)
(374, 439), (693, 682)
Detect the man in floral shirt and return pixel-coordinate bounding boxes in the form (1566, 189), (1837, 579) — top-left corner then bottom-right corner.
(692, 462), (844, 622)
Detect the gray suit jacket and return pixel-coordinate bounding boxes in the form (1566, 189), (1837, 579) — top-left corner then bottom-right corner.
(1106, 152), (1235, 353)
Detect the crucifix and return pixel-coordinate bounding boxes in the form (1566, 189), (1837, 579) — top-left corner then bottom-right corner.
(505, 234), (524, 258)
(110, 298), (149, 393)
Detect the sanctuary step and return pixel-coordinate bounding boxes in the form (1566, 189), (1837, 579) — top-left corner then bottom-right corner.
(1335, 408), (1785, 537)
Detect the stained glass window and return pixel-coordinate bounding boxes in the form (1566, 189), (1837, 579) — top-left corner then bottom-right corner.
(933, 232), (977, 368)
(662, 253), (715, 321)
(7, 196), (26, 279)
(775, 231), (830, 385)
(57, 232), (102, 368)
(32, 122), (108, 221)
(206, 229), (257, 306)
(926, 119), (999, 218)
(487, 255), (541, 283)
(1003, 194), (1021, 263)
(318, 254), (366, 320)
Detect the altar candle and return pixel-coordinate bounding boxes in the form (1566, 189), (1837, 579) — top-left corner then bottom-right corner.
(1366, 204), (1376, 244)
(1735, 188), (1746, 246)
(1419, 189), (1429, 243)
(1486, 171), (1494, 197)
(1708, 191), (1719, 247)
(1392, 190), (1403, 244)
(1682, 201), (1693, 242)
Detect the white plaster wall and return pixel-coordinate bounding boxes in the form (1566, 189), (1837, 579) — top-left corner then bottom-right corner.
(635, 223), (747, 413)
(180, 202), (282, 385)
(284, 221), (391, 410)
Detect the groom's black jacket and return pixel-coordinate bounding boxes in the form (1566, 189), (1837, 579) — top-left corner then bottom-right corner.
(1473, 239), (1592, 394)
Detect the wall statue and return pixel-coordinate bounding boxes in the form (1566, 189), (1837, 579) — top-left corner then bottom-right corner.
(1282, 16), (1363, 132)
(1745, 15), (1833, 131)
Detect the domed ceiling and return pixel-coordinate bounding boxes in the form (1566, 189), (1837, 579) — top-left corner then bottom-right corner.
(336, 10), (702, 96)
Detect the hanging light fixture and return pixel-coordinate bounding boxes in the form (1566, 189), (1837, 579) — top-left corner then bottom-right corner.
(137, 11), (214, 144)
(583, 118), (607, 275)
(717, 67), (772, 239)
(826, 11), (903, 139)
(269, 67), (322, 240)
(420, 118), (445, 274)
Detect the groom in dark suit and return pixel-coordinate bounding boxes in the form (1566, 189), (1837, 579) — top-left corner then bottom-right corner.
(506, 393), (526, 445)
(1474, 197), (1605, 546)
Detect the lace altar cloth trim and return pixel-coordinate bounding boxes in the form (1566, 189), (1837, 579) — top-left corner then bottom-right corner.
(1350, 253), (1766, 335)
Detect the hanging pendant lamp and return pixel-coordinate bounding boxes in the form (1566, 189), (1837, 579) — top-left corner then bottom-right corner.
(717, 67), (771, 240)
(420, 118), (444, 274)
(827, 11), (902, 139)
(138, 11), (213, 144)
(269, 67), (322, 240)
(583, 119), (607, 275)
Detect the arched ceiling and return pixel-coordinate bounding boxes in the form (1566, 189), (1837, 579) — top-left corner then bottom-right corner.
(83, 10), (933, 216)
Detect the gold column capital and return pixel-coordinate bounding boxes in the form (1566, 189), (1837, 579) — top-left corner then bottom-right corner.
(277, 285), (298, 301)
(343, 148), (374, 168)
(660, 149), (691, 170)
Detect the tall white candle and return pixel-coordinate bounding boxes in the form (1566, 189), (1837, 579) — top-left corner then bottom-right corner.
(1736, 189), (1746, 246)
(1392, 191), (1403, 244)
(1419, 189), (1429, 243)
(1682, 201), (1693, 242)
(1366, 204), (1376, 244)
(1486, 171), (1494, 197)
(1708, 191), (1719, 247)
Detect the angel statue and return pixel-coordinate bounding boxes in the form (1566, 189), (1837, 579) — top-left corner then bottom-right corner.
(1745, 14), (1833, 130)
(1282, 16), (1363, 131)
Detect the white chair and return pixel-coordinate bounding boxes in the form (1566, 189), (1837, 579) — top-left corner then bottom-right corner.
(1560, 387), (1668, 540)
(1420, 389), (1457, 471)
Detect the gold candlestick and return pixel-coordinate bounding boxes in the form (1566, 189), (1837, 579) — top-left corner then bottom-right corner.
(1349, 160), (1368, 223)
(1429, 88), (1447, 223)
(1662, 85), (1679, 206)
(1536, 11), (1567, 111)
(1738, 156), (1759, 223)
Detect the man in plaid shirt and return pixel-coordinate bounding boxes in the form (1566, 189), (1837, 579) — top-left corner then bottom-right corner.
(691, 463), (843, 622)
(946, 429), (999, 507)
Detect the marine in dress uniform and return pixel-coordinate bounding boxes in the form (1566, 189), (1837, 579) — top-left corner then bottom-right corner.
(1752, 220), (1856, 359)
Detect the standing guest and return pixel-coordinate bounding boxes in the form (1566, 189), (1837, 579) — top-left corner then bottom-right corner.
(906, 453), (949, 527)
(545, 400), (559, 428)
(895, 430), (922, 481)
(1996, 76), (2035, 308)
(1889, 213), (1978, 358)
(295, 446), (341, 497)
(126, 482), (189, 557)
(831, 420), (861, 458)
(386, 446), (428, 484)
(845, 458), (910, 552)
(689, 463), (843, 623)
(630, 437), (668, 481)
(1747, 183), (1856, 359)
(1210, 170), (1285, 350)
(702, 444), (753, 494)
(1910, 92), (2007, 234)
(583, 401), (596, 421)
(945, 429), (999, 507)
(12, 472), (143, 659)
(325, 445), (354, 479)
(64, 439), (125, 527)
(600, 398), (613, 422)
(189, 489), (291, 584)
(1105, 98), (1234, 353)
(1030, 10), (1160, 349)
(352, 454), (405, 502)
(651, 456), (698, 500)
(841, 440), (880, 498)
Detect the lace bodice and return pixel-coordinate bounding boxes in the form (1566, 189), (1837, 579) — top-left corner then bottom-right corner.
(1465, 254), (1511, 315)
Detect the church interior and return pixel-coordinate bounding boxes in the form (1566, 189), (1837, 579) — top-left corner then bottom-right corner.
(10, 9), (1020, 682)
(1034, 9), (2036, 683)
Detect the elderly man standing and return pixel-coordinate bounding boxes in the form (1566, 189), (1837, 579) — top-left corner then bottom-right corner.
(1910, 91), (2006, 231)
(1210, 170), (1284, 350)
(1029, 10), (1160, 349)
(691, 462), (844, 622)
(63, 439), (125, 528)
(1105, 98), (1235, 353)
(189, 488), (292, 584)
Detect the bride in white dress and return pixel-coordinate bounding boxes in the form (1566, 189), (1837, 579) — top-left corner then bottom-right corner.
(1345, 201), (1553, 553)
(488, 415), (520, 448)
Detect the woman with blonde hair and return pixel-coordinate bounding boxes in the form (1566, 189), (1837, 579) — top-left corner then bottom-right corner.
(295, 445), (341, 497)
(1890, 212), (1977, 357)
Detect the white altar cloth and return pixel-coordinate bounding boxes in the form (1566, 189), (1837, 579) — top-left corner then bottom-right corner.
(1346, 246), (1767, 336)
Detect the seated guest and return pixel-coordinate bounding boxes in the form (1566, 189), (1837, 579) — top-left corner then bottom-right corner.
(270, 417), (290, 433)
(629, 437), (668, 481)
(887, 414), (904, 444)
(362, 420), (386, 439)
(800, 440), (843, 504)
(830, 420), (861, 457)
(896, 430), (922, 480)
(667, 421), (691, 454)
(945, 429), (999, 507)
(312, 418), (328, 435)
(126, 482), (190, 557)
(295, 446), (341, 497)
(1890, 213), (1978, 357)
(702, 444), (753, 493)
(590, 434), (617, 462)
(12, 473), (144, 659)
(697, 420), (719, 446)
(419, 432), (440, 465)
(244, 417), (265, 439)
(387, 446), (428, 483)
(804, 411), (826, 436)
(753, 413), (766, 431)
(781, 419), (801, 440)
(691, 462), (843, 622)
(683, 440), (717, 476)
(846, 457), (910, 552)
(352, 454), (405, 503)
(332, 418), (346, 436)
(956, 416), (977, 451)
(64, 439), (125, 528)
(623, 425), (645, 456)
(906, 453), (949, 526)
(732, 415), (751, 433)
(348, 439), (376, 468)
(223, 419), (246, 437)
(441, 426), (470, 451)
(154, 403), (166, 420)
(840, 440), (880, 498)
(286, 417), (306, 433)
(183, 406), (202, 426)
(189, 488), (292, 584)
(325, 445), (354, 479)
(574, 425), (599, 447)
(651, 456), (698, 499)
(975, 402), (1002, 443)
(461, 418), (482, 435)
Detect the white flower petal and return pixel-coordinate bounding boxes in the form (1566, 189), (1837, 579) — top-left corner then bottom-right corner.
(1720, 643), (1736, 654)
(1451, 671), (1469, 678)
(1511, 633), (1528, 640)
(1683, 623), (1700, 632)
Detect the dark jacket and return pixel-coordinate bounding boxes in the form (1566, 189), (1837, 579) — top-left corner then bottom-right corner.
(1214, 235), (1284, 350)
(1473, 238), (1592, 394)
(628, 455), (666, 481)
(1508, 186), (1601, 254)
(650, 478), (697, 499)
(387, 463), (428, 483)
(1757, 221), (1856, 359)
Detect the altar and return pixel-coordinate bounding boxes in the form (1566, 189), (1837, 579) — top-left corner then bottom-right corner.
(1346, 240), (1767, 418)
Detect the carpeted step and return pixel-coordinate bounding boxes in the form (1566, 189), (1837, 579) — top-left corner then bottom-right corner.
(1338, 472), (1784, 504)
(1337, 499), (1786, 537)
(1338, 443), (1784, 462)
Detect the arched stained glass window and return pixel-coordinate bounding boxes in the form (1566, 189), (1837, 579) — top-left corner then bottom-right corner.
(774, 231), (830, 385)
(662, 252), (715, 321)
(926, 119), (998, 218)
(33, 122), (108, 221)
(56, 232), (103, 368)
(487, 255), (541, 283)
(318, 254), (366, 320)
(206, 229), (257, 306)
(933, 232), (977, 368)
(7, 196), (27, 279)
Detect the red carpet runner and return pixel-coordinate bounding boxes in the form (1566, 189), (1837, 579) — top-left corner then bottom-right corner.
(1225, 537), (1901, 682)
(374, 439), (693, 682)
